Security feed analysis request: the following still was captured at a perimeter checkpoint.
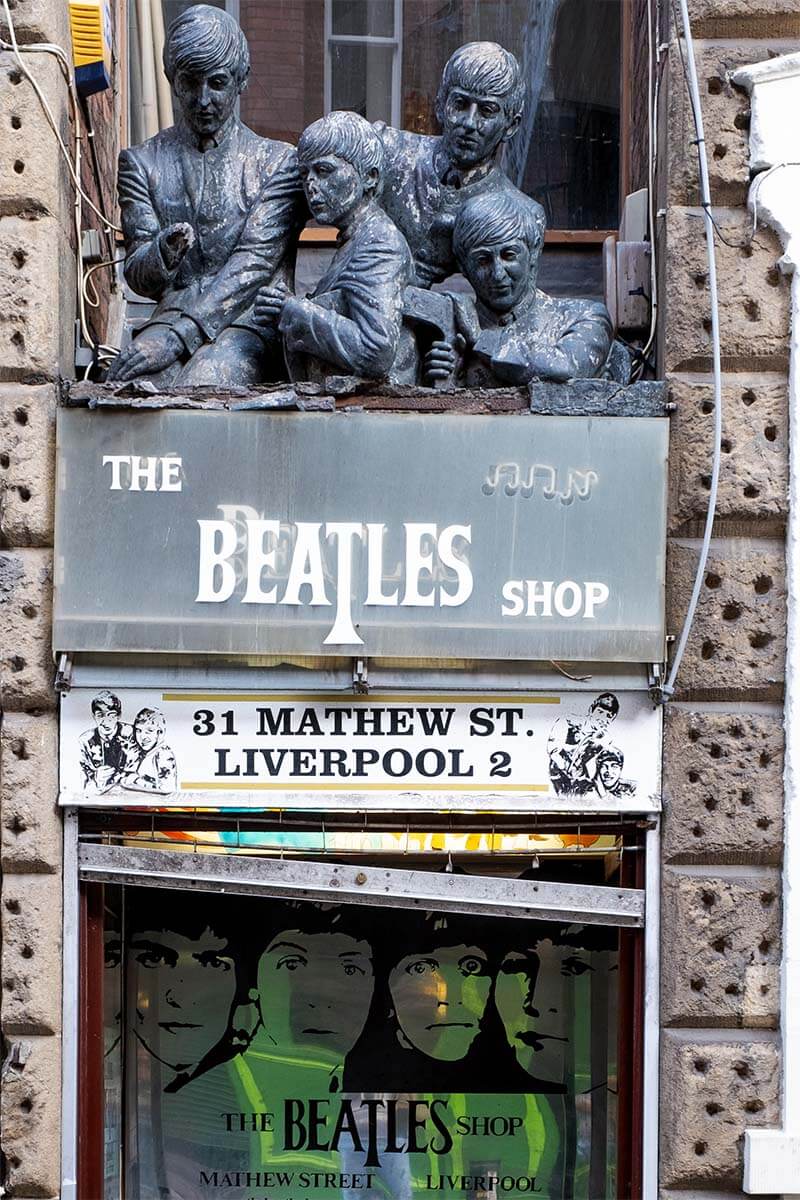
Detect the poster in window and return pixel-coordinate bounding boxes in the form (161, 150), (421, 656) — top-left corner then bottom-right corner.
(108, 890), (623, 1197)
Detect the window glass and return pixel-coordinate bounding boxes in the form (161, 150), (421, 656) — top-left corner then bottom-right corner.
(330, 41), (396, 123)
(331, 0), (396, 37)
(130, 0), (621, 231)
(104, 881), (624, 1197)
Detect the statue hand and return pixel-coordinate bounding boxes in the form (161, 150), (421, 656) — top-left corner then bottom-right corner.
(254, 282), (290, 325)
(106, 327), (184, 382)
(159, 222), (195, 269)
(424, 335), (464, 384)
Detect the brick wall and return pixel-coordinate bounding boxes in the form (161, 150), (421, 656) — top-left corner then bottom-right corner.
(239, 0), (324, 144)
(659, 0), (794, 1192)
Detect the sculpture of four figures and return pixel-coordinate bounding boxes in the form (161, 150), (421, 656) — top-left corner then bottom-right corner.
(108, 4), (617, 389)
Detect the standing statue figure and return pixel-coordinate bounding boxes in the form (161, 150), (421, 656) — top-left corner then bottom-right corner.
(254, 112), (415, 384)
(376, 42), (546, 290)
(107, 4), (306, 387)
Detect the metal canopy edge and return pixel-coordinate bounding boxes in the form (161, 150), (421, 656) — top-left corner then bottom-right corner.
(60, 788), (661, 814)
(77, 843), (645, 926)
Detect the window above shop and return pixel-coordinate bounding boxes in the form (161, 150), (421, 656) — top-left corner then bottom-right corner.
(127, 0), (623, 234)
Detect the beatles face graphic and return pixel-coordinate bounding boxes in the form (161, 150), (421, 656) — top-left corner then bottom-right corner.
(389, 943), (491, 1062)
(495, 935), (593, 1084)
(131, 926), (237, 1073)
(257, 930), (374, 1062)
(134, 714), (164, 752)
(598, 756), (623, 789)
(93, 702), (121, 741)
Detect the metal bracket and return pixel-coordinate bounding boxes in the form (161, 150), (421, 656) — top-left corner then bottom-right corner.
(648, 661), (664, 707)
(352, 657), (369, 694)
(54, 653), (73, 694)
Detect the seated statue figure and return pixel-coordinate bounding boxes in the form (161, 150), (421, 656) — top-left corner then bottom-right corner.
(426, 191), (615, 387)
(376, 42), (546, 290)
(107, 4), (305, 387)
(254, 111), (415, 384)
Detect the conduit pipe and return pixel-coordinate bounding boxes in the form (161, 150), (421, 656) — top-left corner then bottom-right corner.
(662, 0), (723, 699)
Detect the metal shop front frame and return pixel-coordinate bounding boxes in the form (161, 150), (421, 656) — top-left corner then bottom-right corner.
(60, 796), (660, 1200)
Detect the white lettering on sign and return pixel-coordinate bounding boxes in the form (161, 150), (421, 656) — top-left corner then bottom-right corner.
(195, 520), (474, 646)
(102, 455), (183, 492)
(501, 580), (610, 619)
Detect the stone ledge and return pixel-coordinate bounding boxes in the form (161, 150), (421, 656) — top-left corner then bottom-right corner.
(1, 871), (62, 1034)
(667, 41), (799, 210)
(0, 547), (55, 712)
(65, 378), (670, 417)
(0, 380), (57, 547)
(668, 373), (788, 534)
(1, 711), (61, 874)
(664, 208), (790, 373)
(0, 1033), (62, 1197)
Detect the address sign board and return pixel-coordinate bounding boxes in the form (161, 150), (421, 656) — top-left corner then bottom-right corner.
(59, 687), (661, 812)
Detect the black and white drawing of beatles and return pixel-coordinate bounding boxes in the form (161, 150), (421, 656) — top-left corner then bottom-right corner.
(120, 892), (617, 1098)
(79, 692), (177, 794)
(546, 692), (637, 800)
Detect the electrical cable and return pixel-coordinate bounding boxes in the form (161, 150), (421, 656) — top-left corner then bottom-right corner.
(1, 0), (123, 372)
(634, 0), (660, 377)
(661, 0), (724, 700)
(0, 0), (121, 233)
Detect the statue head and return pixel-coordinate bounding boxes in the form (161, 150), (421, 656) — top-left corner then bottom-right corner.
(435, 42), (526, 169)
(297, 111), (384, 226)
(454, 191), (546, 312)
(163, 4), (249, 139)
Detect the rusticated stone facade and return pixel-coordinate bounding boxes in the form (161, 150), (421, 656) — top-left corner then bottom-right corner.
(660, 0), (792, 1192)
(0, 0), (794, 1196)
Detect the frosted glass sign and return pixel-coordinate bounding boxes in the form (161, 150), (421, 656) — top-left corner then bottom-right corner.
(54, 409), (667, 663)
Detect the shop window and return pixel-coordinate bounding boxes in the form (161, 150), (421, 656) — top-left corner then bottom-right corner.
(83, 827), (644, 1197)
(127, 0), (622, 234)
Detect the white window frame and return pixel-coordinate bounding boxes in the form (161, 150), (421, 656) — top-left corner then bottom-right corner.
(324, 0), (403, 128)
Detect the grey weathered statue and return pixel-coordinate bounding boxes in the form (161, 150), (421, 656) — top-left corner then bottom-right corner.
(254, 112), (416, 384)
(107, 4), (305, 386)
(426, 192), (615, 387)
(376, 42), (546, 290)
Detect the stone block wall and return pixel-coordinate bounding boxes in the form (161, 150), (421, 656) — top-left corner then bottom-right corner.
(660, 0), (790, 1192)
(0, 2), (70, 1196)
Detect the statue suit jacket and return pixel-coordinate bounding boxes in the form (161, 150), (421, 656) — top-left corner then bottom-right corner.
(117, 118), (306, 353)
(279, 203), (414, 381)
(375, 124), (545, 289)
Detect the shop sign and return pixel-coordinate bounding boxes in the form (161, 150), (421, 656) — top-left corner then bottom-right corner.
(54, 409), (667, 662)
(59, 687), (661, 811)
